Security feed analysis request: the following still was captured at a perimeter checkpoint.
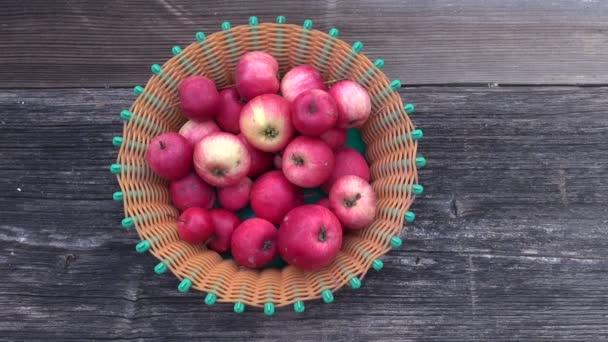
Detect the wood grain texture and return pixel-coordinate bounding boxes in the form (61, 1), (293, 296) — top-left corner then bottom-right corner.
(1, 0), (608, 88)
(1, 87), (607, 341)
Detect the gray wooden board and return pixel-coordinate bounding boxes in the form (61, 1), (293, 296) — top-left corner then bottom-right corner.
(0, 87), (607, 341)
(2, 0), (608, 88)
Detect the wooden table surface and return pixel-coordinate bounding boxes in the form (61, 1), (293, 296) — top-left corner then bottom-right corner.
(1, 1), (608, 341)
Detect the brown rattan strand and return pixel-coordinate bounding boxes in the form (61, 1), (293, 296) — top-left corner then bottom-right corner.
(115, 22), (419, 308)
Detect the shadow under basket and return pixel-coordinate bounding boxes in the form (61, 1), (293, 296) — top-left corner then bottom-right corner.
(112, 17), (424, 315)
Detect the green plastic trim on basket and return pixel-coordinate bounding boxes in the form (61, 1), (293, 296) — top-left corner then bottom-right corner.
(264, 302), (275, 316)
(391, 236), (403, 248)
(349, 277), (362, 289)
(178, 278), (192, 293)
(205, 293), (217, 305)
(233, 301), (245, 313)
(294, 301), (305, 313)
(322, 289), (334, 303)
(372, 259), (384, 271)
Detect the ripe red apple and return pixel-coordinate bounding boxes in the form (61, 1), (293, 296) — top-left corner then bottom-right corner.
(178, 76), (220, 121)
(278, 205), (342, 271)
(316, 198), (330, 209)
(208, 209), (240, 253)
(321, 147), (370, 193)
(216, 87), (243, 134)
(282, 136), (335, 188)
(291, 89), (338, 136)
(250, 170), (300, 224)
(235, 51), (279, 101)
(240, 94), (294, 152)
(170, 172), (215, 211)
(329, 80), (372, 128)
(146, 132), (192, 181)
(193, 132), (251, 187)
(280, 65), (326, 103)
(237, 134), (273, 178)
(177, 207), (214, 244)
(319, 128), (347, 151)
(329, 175), (377, 230)
(231, 218), (278, 269)
(178, 119), (220, 146)
(217, 177), (252, 211)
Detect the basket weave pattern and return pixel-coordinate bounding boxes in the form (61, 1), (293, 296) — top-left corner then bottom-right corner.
(115, 21), (419, 309)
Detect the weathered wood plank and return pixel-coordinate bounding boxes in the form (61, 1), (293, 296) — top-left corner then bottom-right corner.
(1, 0), (608, 88)
(0, 87), (607, 340)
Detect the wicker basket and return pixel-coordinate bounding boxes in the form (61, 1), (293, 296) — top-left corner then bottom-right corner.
(111, 17), (424, 314)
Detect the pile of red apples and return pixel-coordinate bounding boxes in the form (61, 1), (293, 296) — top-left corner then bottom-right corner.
(145, 51), (376, 272)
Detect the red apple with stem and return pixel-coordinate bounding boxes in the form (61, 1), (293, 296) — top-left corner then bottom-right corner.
(208, 209), (240, 253)
(178, 76), (220, 121)
(321, 147), (370, 193)
(329, 80), (371, 128)
(237, 134), (273, 178)
(235, 51), (280, 101)
(319, 128), (347, 151)
(216, 87), (243, 134)
(329, 175), (377, 230)
(250, 170), (300, 224)
(178, 119), (220, 147)
(193, 132), (251, 187)
(217, 177), (252, 211)
(280, 65), (326, 103)
(177, 207), (214, 244)
(278, 205), (343, 271)
(146, 132), (192, 181)
(282, 136), (335, 188)
(240, 94), (294, 152)
(170, 172), (215, 211)
(291, 89), (338, 136)
(231, 218), (278, 269)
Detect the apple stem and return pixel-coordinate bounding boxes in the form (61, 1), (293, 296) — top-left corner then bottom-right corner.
(212, 168), (225, 177)
(291, 154), (305, 166)
(262, 240), (273, 251)
(263, 127), (279, 139)
(343, 193), (362, 208)
(318, 226), (327, 242)
(307, 101), (317, 114)
(158, 140), (166, 150)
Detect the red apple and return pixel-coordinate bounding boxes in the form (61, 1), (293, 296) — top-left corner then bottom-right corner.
(240, 94), (294, 152)
(329, 80), (372, 128)
(235, 51), (279, 101)
(278, 205), (342, 271)
(178, 119), (220, 147)
(231, 218), (278, 269)
(280, 65), (326, 103)
(329, 175), (377, 230)
(170, 173), (215, 211)
(217, 177), (252, 211)
(250, 170), (300, 224)
(321, 147), (370, 193)
(237, 134), (273, 178)
(208, 209), (240, 253)
(177, 207), (214, 244)
(291, 89), (338, 136)
(193, 132), (251, 187)
(216, 87), (243, 134)
(282, 136), (335, 188)
(316, 198), (330, 209)
(319, 128), (347, 151)
(146, 132), (192, 181)
(178, 76), (220, 121)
